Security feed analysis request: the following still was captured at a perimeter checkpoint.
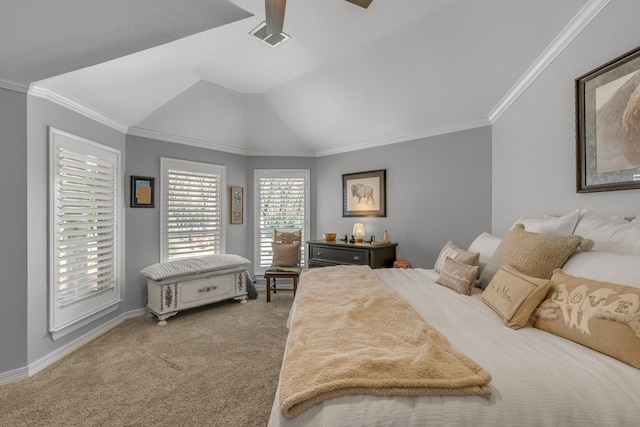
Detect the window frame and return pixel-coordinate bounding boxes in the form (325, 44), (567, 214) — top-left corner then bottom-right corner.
(48, 127), (123, 339)
(253, 169), (310, 276)
(160, 158), (226, 262)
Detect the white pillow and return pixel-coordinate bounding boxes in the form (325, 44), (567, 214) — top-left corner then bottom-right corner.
(467, 232), (502, 273)
(512, 209), (580, 236)
(562, 251), (640, 288)
(574, 210), (640, 254)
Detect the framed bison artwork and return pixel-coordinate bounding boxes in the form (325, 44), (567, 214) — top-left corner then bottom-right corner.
(576, 45), (640, 193)
(342, 169), (386, 217)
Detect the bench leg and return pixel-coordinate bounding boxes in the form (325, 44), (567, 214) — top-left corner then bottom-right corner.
(266, 276), (271, 302)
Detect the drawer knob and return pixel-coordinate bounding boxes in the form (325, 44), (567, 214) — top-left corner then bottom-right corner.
(317, 251), (322, 256)
(353, 255), (360, 261)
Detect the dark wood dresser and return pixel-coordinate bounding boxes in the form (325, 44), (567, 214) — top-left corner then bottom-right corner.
(307, 240), (397, 269)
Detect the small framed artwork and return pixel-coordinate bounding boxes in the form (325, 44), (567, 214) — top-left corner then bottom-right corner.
(576, 45), (640, 193)
(130, 176), (155, 208)
(342, 169), (386, 217)
(230, 186), (244, 224)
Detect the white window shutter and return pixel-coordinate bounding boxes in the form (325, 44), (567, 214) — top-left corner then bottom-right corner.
(254, 170), (310, 273)
(49, 128), (121, 335)
(161, 158), (225, 261)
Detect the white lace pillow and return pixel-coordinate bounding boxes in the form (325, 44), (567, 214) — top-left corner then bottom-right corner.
(574, 210), (640, 254)
(512, 209), (580, 236)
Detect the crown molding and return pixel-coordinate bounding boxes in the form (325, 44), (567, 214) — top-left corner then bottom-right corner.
(128, 127), (250, 156)
(28, 85), (129, 133)
(0, 74), (29, 93)
(487, 0), (611, 123)
(315, 118), (491, 157)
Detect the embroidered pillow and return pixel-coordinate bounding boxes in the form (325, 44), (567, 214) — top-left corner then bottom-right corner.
(436, 258), (479, 295)
(272, 242), (301, 267)
(274, 229), (302, 244)
(534, 269), (640, 369)
(434, 241), (479, 273)
(493, 223), (593, 279)
(481, 265), (552, 329)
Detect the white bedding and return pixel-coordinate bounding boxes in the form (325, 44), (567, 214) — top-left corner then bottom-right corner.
(269, 268), (640, 427)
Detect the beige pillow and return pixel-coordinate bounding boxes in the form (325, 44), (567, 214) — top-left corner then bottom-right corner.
(434, 241), (479, 273)
(481, 265), (552, 329)
(274, 229), (302, 244)
(534, 269), (640, 370)
(271, 242), (301, 267)
(493, 223), (592, 279)
(436, 258), (479, 296)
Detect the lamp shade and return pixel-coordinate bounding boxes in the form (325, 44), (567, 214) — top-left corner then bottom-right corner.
(353, 223), (365, 242)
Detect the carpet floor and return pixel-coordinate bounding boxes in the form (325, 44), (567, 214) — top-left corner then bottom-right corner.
(0, 291), (293, 427)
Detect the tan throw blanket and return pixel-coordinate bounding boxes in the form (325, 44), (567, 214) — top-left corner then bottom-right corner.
(279, 265), (492, 418)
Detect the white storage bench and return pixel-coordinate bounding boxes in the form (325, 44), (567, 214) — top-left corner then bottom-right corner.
(140, 254), (250, 325)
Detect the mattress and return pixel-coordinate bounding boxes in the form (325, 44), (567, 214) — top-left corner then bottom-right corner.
(269, 268), (640, 427)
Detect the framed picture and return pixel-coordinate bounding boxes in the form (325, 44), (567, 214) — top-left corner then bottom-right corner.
(130, 176), (155, 208)
(230, 186), (244, 224)
(342, 169), (386, 217)
(576, 45), (640, 193)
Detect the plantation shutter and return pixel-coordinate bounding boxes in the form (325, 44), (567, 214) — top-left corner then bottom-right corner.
(161, 158), (225, 261)
(255, 170), (310, 274)
(50, 128), (121, 335)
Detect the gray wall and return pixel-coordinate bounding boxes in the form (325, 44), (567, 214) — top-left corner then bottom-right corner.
(26, 96), (127, 366)
(0, 88), (28, 374)
(316, 127), (492, 268)
(492, 0), (640, 236)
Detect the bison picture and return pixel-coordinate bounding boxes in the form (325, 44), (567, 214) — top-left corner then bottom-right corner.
(351, 183), (374, 205)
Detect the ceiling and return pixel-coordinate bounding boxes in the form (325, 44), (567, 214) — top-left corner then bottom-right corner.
(1, 0), (591, 156)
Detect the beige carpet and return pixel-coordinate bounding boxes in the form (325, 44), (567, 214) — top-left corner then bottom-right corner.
(0, 291), (293, 427)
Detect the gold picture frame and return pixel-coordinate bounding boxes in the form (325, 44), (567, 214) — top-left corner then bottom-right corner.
(230, 186), (244, 224)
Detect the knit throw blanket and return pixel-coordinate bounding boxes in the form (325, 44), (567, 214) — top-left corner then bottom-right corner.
(279, 265), (492, 418)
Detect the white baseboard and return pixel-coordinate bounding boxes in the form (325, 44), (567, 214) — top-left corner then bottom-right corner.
(0, 308), (147, 384)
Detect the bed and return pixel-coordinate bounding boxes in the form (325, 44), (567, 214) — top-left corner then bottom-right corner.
(268, 210), (640, 426)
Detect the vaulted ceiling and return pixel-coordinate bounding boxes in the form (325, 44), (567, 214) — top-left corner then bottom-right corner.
(1, 0), (591, 156)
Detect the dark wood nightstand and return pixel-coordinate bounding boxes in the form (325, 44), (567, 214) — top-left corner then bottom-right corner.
(307, 240), (398, 269)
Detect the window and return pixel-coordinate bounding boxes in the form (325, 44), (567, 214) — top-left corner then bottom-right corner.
(254, 169), (310, 275)
(49, 128), (122, 338)
(161, 158), (225, 261)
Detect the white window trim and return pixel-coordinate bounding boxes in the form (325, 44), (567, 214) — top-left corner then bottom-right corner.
(160, 158), (226, 262)
(48, 127), (123, 340)
(253, 169), (310, 276)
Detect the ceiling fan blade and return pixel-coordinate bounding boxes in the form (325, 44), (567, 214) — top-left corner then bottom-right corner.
(346, 0), (373, 8)
(265, 0), (286, 35)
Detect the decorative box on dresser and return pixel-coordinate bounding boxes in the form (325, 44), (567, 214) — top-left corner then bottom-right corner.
(307, 240), (398, 268)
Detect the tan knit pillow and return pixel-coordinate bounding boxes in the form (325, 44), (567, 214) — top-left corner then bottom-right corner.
(436, 258), (479, 295)
(534, 269), (640, 369)
(434, 241), (479, 273)
(493, 224), (592, 279)
(481, 265), (552, 329)
(271, 242), (301, 267)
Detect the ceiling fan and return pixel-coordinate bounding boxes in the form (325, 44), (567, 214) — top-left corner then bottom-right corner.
(251, 0), (373, 47)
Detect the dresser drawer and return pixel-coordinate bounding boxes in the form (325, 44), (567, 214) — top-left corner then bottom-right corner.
(311, 246), (368, 265)
(178, 275), (233, 304)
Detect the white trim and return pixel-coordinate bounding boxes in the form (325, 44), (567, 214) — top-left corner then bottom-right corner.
(129, 127), (250, 156)
(487, 0), (611, 123)
(0, 308), (147, 383)
(0, 74), (29, 93)
(28, 85), (128, 133)
(315, 119), (491, 157)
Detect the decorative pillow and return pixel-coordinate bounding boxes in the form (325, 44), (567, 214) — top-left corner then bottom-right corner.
(493, 224), (593, 279)
(434, 241), (479, 273)
(481, 265), (552, 329)
(574, 210), (640, 254)
(274, 229), (302, 244)
(436, 258), (479, 295)
(467, 232), (502, 275)
(272, 242), (301, 267)
(534, 269), (640, 369)
(562, 251), (640, 288)
(513, 209), (580, 236)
